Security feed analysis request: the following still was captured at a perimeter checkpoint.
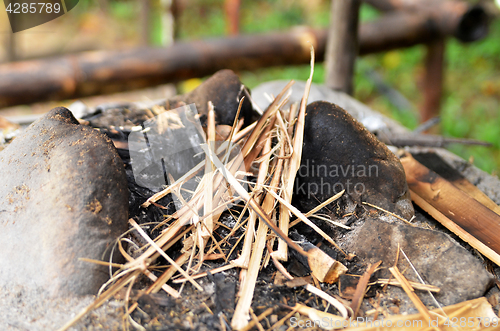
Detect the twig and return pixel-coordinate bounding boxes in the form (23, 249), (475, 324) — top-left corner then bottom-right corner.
(372, 279), (440, 293)
(350, 261), (382, 318)
(304, 284), (348, 318)
(389, 266), (443, 331)
(362, 201), (414, 226)
(239, 308), (274, 331)
(265, 188), (345, 255)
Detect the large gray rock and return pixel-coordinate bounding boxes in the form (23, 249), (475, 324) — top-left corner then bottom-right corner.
(0, 107), (128, 297)
(344, 219), (494, 310)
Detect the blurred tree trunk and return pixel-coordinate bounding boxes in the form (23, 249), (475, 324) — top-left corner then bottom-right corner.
(325, 0), (361, 95)
(421, 39), (445, 123)
(225, 0), (240, 35)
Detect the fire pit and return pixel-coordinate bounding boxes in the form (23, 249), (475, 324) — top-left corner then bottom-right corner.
(0, 65), (499, 331)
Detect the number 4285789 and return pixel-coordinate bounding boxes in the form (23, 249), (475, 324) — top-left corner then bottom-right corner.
(6, 2), (61, 14)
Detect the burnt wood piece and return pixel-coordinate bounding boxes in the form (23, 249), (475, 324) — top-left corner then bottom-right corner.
(401, 153), (500, 257)
(412, 152), (500, 215)
(294, 101), (414, 220)
(0, 3), (489, 108)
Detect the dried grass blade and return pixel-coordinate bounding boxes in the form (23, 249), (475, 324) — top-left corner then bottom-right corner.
(143, 119), (255, 209)
(362, 202), (414, 226)
(117, 239), (180, 298)
(293, 303), (345, 329)
(149, 251), (190, 293)
(373, 279), (440, 293)
(305, 190), (345, 217)
(172, 264), (235, 283)
(231, 138), (274, 330)
(200, 144), (308, 256)
(264, 188), (345, 255)
(129, 219), (203, 291)
(304, 284), (348, 319)
(241, 80), (294, 156)
(389, 266), (442, 331)
(199, 102), (216, 256)
(79, 258), (123, 269)
(275, 46), (315, 261)
(239, 308), (274, 331)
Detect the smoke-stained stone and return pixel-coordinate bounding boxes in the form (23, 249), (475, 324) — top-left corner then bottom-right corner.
(167, 69), (253, 126)
(0, 107), (128, 297)
(294, 101), (414, 220)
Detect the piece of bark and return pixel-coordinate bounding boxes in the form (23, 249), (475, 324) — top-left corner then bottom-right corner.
(412, 152), (500, 216)
(304, 243), (347, 284)
(401, 153), (500, 257)
(409, 190), (500, 267)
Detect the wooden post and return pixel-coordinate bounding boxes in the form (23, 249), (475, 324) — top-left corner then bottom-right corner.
(225, 0), (240, 35)
(421, 39), (445, 123)
(325, 0), (361, 95)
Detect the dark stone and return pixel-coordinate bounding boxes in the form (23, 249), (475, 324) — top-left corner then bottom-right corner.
(167, 69), (254, 127)
(345, 218), (494, 309)
(0, 107), (128, 297)
(294, 101), (414, 220)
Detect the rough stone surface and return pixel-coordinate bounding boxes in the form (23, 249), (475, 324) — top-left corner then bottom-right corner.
(0, 107), (128, 298)
(294, 101), (414, 220)
(344, 218), (494, 309)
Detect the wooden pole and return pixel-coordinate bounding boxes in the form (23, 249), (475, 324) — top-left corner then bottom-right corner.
(421, 39), (445, 123)
(225, 0), (240, 35)
(0, 5), (489, 108)
(325, 0), (361, 95)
